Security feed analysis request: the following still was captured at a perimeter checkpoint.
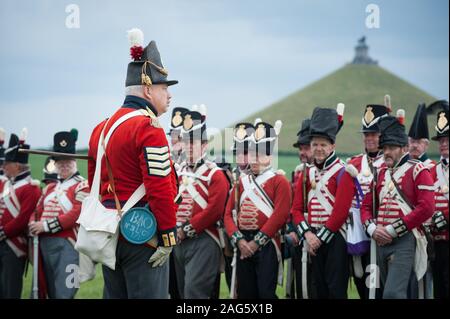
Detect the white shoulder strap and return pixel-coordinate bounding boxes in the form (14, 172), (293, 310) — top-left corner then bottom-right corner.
(90, 110), (147, 211)
(436, 163), (449, 201)
(240, 173), (275, 218)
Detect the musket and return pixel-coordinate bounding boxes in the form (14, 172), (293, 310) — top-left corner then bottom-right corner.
(230, 168), (241, 299)
(300, 162), (309, 299)
(285, 171), (297, 298)
(32, 209), (39, 299)
(19, 148), (92, 160)
(368, 161), (378, 299)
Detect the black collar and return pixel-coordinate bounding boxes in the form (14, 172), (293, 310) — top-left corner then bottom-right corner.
(60, 171), (80, 183)
(12, 170), (31, 183)
(441, 157), (449, 167)
(188, 158), (205, 171)
(394, 152), (410, 169)
(418, 152), (430, 163)
(122, 95), (158, 116)
(314, 151), (338, 170)
(367, 150), (382, 159)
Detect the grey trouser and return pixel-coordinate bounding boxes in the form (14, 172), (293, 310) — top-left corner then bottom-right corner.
(102, 240), (169, 299)
(173, 232), (221, 299)
(0, 241), (26, 299)
(40, 237), (79, 299)
(377, 232), (415, 299)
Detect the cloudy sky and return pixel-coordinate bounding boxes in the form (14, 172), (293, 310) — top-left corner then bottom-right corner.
(0, 0), (448, 148)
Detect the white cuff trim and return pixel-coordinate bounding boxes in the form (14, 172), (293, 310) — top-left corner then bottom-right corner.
(367, 223), (377, 238)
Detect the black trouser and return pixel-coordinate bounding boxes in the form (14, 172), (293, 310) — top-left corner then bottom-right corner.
(350, 253), (370, 299)
(236, 231), (278, 299)
(224, 254), (233, 291)
(432, 240), (449, 299)
(311, 232), (349, 299)
(169, 253), (180, 299)
(291, 242), (316, 299)
(0, 241), (26, 299)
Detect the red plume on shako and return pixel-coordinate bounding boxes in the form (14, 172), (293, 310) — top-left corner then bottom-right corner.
(128, 28), (144, 61)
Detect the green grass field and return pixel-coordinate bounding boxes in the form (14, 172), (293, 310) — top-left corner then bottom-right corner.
(21, 153), (360, 299)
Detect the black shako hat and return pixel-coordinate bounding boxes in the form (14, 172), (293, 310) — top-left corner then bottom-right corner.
(250, 118), (282, 156)
(427, 100), (449, 141)
(0, 127), (5, 165)
(125, 28), (178, 87)
(378, 109), (408, 148)
(42, 156), (58, 183)
(361, 94), (392, 133)
(293, 118), (311, 148)
(309, 104), (345, 144)
(53, 129), (78, 157)
(232, 122), (255, 155)
(168, 107), (189, 137)
(4, 128), (29, 164)
(181, 105), (208, 143)
(408, 103), (429, 140)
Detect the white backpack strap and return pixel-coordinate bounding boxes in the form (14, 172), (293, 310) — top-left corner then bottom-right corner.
(436, 164), (449, 201)
(90, 110), (145, 199)
(310, 163), (342, 210)
(121, 184), (146, 214)
(187, 183), (208, 209)
(241, 175), (273, 218)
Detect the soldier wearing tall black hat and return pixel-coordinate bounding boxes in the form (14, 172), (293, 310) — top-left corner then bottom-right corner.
(168, 107), (189, 167)
(291, 104), (358, 299)
(0, 128), (6, 184)
(345, 96), (390, 299)
(173, 105), (230, 298)
(42, 157), (59, 185)
(0, 129), (41, 298)
(406, 103), (436, 299)
(220, 121), (256, 296)
(28, 129), (90, 299)
(427, 100), (449, 299)
(361, 110), (435, 299)
(87, 28), (179, 298)
(408, 103), (435, 168)
(286, 118), (314, 299)
(166, 107), (189, 299)
(224, 118), (292, 299)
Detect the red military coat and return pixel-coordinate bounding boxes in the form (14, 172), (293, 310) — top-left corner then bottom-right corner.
(33, 173), (89, 242)
(291, 153), (355, 241)
(176, 160), (230, 246)
(224, 169), (292, 248)
(361, 154), (435, 235)
(88, 96), (178, 245)
(0, 171), (41, 257)
(430, 159), (449, 241)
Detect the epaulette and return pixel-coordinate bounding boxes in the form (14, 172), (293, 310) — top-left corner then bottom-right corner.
(347, 153), (363, 163)
(206, 161), (217, 170)
(73, 174), (85, 182)
(275, 169), (286, 176)
(141, 108), (162, 129)
(75, 179), (89, 193)
(345, 164), (359, 178)
(30, 179), (41, 187)
(411, 161), (428, 181)
(294, 163), (304, 173)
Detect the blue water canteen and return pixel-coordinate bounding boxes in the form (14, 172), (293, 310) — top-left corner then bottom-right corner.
(120, 205), (157, 245)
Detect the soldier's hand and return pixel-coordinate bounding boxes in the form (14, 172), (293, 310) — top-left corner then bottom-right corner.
(287, 232), (300, 246)
(373, 226), (392, 246)
(29, 221), (45, 236)
(304, 231), (321, 256)
(238, 240), (254, 259)
(148, 246), (173, 267)
(177, 227), (186, 242)
(247, 240), (259, 254)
